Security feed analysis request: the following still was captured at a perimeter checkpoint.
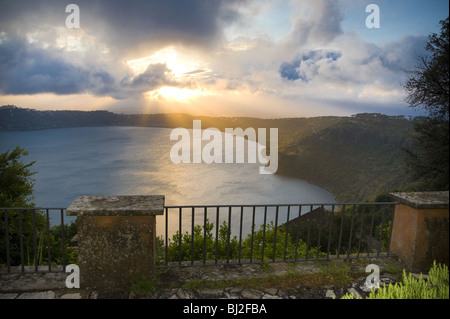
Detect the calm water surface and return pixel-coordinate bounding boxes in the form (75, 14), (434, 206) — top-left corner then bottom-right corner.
(0, 126), (335, 235)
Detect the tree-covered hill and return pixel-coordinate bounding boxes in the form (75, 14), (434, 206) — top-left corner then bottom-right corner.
(277, 113), (417, 202)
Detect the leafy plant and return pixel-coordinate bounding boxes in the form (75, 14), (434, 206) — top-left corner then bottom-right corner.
(130, 275), (159, 296)
(341, 261), (449, 299)
(160, 219), (322, 264)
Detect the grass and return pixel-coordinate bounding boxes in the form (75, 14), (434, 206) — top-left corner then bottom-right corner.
(130, 258), (405, 297)
(130, 275), (159, 296)
(181, 261), (360, 292)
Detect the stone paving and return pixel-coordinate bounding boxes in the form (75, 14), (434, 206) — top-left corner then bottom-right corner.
(0, 258), (405, 299)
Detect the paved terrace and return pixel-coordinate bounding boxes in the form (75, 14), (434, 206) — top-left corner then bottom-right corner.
(1, 257), (406, 299)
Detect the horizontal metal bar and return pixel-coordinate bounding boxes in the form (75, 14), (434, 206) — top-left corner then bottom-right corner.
(163, 202), (397, 209)
(0, 202), (397, 211)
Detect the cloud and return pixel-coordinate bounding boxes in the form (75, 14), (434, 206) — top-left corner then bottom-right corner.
(378, 35), (429, 73)
(285, 0), (344, 48)
(0, 0), (250, 99)
(268, 32), (429, 117)
(0, 0), (434, 117)
(0, 0), (247, 58)
(0, 36), (175, 98)
(117, 63), (177, 99)
(280, 50), (342, 82)
(0, 36), (115, 96)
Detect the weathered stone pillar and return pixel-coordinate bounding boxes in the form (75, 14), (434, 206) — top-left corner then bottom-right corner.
(389, 191), (448, 272)
(66, 195), (164, 290)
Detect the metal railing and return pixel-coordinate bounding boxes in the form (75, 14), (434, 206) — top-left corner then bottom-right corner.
(1, 202), (398, 274)
(1, 208), (70, 274)
(159, 202), (397, 267)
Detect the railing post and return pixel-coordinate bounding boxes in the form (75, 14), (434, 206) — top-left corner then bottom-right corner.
(389, 191), (449, 272)
(66, 195), (164, 291)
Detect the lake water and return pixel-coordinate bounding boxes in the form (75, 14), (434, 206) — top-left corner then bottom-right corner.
(0, 126), (335, 235)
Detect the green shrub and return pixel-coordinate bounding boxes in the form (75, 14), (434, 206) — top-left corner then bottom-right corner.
(342, 261), (449, 299)
(130, 275), (158, 296)
(160, 219), (323, 264)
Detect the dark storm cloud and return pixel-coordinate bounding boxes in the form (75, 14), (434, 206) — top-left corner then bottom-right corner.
(0, 0), (247, 97)
(0, 37), (115, 96)
(0, 0), (246, 56)
(0, 37), (175, 97)
(378, 35), (428, 72)
(117, 63), (176, 99)
(287, 0), (344, 47)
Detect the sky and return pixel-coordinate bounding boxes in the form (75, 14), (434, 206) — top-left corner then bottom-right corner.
(0, 0), (448, 118)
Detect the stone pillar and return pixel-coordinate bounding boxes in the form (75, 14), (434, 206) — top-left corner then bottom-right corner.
(66, 195), (164, 290)
(389, 191), (449, 272)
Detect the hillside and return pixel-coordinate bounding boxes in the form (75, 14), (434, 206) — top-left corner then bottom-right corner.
(1, 106), (417, 202)
(277, 113), (416, 202)
(0, 105), (339, 141)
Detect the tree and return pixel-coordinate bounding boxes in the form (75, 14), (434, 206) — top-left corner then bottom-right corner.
(0, 146), (37, 208)
(1, 148), (77, 267)
(0, 147), (42, 266)
(403, 17), (449, 190)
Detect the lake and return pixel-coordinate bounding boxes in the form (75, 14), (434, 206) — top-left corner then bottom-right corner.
(0, 126), (335, 235)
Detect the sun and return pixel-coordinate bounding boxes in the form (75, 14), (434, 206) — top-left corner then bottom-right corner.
(127, 46), (214, 102)
(126, 46), (208, 78)
(148, 86), (208, 102)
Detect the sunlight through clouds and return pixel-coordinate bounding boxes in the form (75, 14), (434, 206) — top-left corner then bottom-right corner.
(0, 0), (448, 117)
(147, 86), (212, 102)
(127, 46), (211, 79)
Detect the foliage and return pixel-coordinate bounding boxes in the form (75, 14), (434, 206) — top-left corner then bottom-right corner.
(1, 214), (78, 267)
(341, 261), (449, 299)
(45, 221), (78, 265)
(130, 274), (159, 296)
(1, 147), (78, 268)
(404, 17), (449, 120)
(0, 146), (36, 208)
(182, 261), (354, 292)
(374, 220), (392, 252)
(0, 147), (45, 266)
(403, 17), (449, 191)
(402, 117), (449, 190)
(159, 203), (393, 265)
(161, 219), (322, 265)
(0, 209), (47, 266)
(277, 114), (416, 202)
(284, 204), (393, 258)
(241, 221), (323, 261)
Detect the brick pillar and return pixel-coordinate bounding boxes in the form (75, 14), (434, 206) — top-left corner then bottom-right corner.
(66, 195), (164, 290)
(389, 191), (449, 272)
